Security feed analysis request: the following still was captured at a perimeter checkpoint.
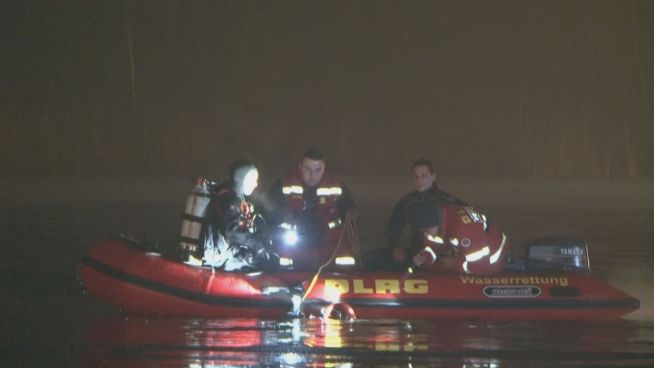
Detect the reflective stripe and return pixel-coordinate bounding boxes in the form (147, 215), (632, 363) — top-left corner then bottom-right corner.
(279, 257), (294, 266)
(316, 187), (343, 196)
(282, 186), (303, 195)
(422, 246), (437, 263)
(425, 234), (444, 244)
(449, 237), (459, 247)
(335, 256), (356, 266)
(465, 246), (490, 262)
(462, 261), (471, 274)
(489, 233), (507, 264)
(279, 222), (293, 230)
(328, 218), (343, 229)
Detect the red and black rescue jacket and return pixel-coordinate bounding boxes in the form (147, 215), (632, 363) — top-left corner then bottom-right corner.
(265, 167), (355, 230)
(423, 202), (510, 275)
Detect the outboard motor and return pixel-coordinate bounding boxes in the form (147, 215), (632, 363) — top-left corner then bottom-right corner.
(179, 177), (213, 260)
(526, 238), (591, 273)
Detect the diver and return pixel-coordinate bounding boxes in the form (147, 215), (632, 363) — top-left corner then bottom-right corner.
(181, 160), (276, 271)
(263, 148), (358, 269)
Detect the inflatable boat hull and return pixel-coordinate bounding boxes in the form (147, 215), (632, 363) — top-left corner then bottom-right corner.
(80, 239), (639, 320)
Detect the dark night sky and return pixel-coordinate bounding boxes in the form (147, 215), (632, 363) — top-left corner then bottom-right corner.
(2, 0), (653, 178)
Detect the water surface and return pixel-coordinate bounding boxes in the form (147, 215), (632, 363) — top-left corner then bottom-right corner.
(2, 179), (653, 367)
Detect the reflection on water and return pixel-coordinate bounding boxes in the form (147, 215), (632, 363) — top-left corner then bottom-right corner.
(83, 317), (654, 367)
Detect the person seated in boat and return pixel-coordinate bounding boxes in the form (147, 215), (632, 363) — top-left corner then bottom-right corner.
(185, 160), (276, 271)
(263, 148), (358, 269)
(383, 158), (510, 275)
(412, 202), (510, 275)
(381, 158), (464, 269)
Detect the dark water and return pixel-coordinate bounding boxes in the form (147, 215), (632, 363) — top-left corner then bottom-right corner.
(2, 197), (654, 367)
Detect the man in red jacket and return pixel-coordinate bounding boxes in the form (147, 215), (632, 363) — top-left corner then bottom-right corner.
(264, 148), (357, 269)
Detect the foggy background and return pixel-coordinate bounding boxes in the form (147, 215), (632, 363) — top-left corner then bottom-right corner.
(3, 4), (654, 367)
(3, 0), (654, 179)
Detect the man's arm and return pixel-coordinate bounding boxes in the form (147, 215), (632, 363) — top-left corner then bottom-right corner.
(385, 197), (407, 249)
(385, 197), (411, 263)
(214, 190), (244, 235)
(260, 178), (285, 226)
(214, 191), (266, 252)
(336, 182), (356, 217)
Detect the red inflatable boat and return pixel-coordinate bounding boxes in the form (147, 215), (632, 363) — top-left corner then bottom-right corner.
(79, 237), (639, 320)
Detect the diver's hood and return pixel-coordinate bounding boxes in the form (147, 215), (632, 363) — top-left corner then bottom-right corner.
(233, 165), (258, 196)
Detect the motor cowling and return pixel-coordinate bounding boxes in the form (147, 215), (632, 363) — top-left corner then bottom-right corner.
(179, 177), (213, 258)
(526, 238), (591, 273)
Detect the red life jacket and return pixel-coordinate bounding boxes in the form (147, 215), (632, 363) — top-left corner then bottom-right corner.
(280, 167), (344, 228)
(421, 202), (509, 275)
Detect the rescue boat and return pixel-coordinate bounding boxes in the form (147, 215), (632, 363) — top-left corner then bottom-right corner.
(79, 237), (639, 320)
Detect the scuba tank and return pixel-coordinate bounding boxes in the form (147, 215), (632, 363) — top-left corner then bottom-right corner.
(179, 177), (214, 260)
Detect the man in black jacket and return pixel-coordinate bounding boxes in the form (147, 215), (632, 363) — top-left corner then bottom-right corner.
(383, 158), (465, 269)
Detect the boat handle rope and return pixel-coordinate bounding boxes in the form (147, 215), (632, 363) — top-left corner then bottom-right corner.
(301, 212), (358, 302)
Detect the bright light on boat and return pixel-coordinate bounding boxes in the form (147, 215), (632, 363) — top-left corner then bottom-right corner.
(283, 229), (299, 245)
(335, 256), (356, 266)
(279, 257), (294, 266)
